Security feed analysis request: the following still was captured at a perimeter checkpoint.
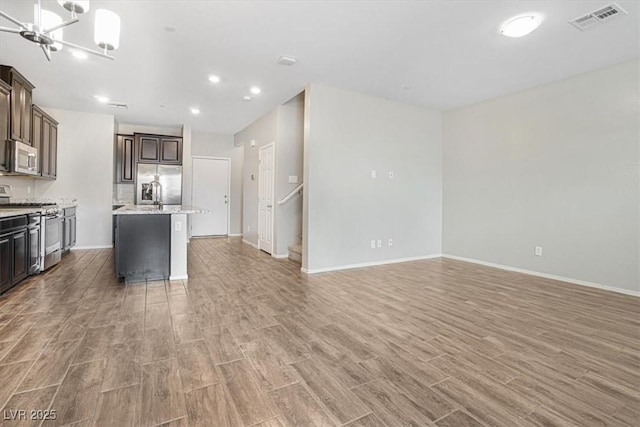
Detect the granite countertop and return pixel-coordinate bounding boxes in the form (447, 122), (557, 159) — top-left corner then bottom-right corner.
(7, 198), (79, 208)
(113, 205), (210, 215)
(0, 208), (43, 218)
(58, 202), (79, 209)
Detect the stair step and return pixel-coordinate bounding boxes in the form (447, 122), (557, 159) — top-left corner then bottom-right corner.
(288, 244), (302, 263)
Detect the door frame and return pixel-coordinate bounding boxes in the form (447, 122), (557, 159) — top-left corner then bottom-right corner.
(258, 142), (275, 254)
(191, 156), (231, 237)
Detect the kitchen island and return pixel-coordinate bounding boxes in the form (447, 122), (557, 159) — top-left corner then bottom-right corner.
(112, 205), (209, 282)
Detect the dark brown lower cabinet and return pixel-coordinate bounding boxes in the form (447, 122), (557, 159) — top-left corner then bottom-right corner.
(63, 207), (76, 253)
(0, 233), (11, 293)
(0, 219), (28, 295)
(12, 229), (27, 283)
(28, 224), (40, 274)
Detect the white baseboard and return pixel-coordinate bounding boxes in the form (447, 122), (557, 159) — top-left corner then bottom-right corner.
(72, 245), (113, 250)
(169, 275), (188, 280)
(242, 239), (259, 249)
(228, 233), (243, 237)
(442, 254), (639, 298)
(272, 253), (289, 259)
(302, 254), (442, 274)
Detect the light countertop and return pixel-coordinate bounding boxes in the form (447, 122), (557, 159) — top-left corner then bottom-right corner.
(113, 205), (210, 215)
(0, 208), (43, 218)
(8, 198), (78, 208)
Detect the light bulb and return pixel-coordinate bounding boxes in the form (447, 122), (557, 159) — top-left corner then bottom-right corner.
(57, 1), (90, 15)
(94, 9), (120, 50)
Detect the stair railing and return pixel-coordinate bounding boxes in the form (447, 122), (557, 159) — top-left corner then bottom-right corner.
(277, 183), (303, 205)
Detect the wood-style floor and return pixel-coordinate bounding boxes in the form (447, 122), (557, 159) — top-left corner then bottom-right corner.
(0, 237), (638, 427)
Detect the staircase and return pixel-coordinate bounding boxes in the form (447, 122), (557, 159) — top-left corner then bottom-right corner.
(288, 243), (302, 263)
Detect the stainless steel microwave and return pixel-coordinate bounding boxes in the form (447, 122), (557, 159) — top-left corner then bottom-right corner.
(12, 140), (38, 175)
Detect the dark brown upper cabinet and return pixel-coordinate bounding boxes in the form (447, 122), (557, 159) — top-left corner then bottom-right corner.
(137, 134), (160, 162)
(115, 134), (135, 183)
(32, 105), (58, 180)
(135, 133), (182, 165)
(160, 137), (182, 164)
(0, 80), (10, 172)
(0, 66), (34, 145)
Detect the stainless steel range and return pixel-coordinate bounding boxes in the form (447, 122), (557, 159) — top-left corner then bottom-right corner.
(0, 185), (63, 272)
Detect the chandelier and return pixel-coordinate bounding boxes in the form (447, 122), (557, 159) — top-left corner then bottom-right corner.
(0, 1), (121, 61)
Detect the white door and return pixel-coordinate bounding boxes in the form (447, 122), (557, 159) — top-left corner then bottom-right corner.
(191, 157), (229, 236)
(258, 143), (275, 254)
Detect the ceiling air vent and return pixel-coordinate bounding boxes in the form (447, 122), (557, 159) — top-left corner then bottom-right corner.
(107, 102), (128, 109)
(570, 3), (628, 31)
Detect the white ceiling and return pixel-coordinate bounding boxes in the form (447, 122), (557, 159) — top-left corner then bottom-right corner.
(0, 1), (638, 134)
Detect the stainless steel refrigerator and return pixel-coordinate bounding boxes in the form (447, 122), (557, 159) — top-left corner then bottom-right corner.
(136, 164), (183, 205)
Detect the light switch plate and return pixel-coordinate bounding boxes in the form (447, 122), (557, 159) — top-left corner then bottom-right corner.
(388, 171), (394, 179)
(175, 221), (182, 232)
(371, 170), (377, 179)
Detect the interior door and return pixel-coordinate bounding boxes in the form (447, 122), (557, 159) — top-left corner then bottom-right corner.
(191, 157), (229, 236)
(258, 144), (274, 254)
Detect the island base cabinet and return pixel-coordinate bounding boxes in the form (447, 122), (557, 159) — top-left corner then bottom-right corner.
(115, 214), (171, 283)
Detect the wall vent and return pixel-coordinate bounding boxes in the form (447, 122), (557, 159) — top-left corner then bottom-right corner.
(570, 3), (628, 31)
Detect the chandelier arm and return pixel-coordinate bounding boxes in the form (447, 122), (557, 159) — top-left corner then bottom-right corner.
(0, 11), (27, 29)
(43, 18), (79, 34)
(56, 39), (115, 60)
(0, 26), (20, 33)
(40, 44), (52, 62)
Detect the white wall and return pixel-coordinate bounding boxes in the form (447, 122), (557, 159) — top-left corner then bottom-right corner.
(235, 109), (278, 245)
(303, 84), (443, 272)
(36, 108), (115, 249)
(443, 59), (639, 294)
(191, 131), (243, 235)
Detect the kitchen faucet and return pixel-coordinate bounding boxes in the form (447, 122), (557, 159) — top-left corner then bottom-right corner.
(146, 176), (163, 206)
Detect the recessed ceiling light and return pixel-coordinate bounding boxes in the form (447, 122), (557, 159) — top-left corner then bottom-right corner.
(190, 107), (200, 115)
(250, 86), (261, 95)
(208, 75), (221, 83)
(94, 95), (109, 103)
(243, 95), (252, 101)
(500, 14), (543, 37)
(72, 50), (88, 60)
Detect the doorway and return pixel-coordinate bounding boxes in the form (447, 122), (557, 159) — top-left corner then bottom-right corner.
(258, 143), (275, 254)
(191, 157), (230, 237)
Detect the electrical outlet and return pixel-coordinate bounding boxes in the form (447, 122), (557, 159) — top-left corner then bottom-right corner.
(388, 171), (394, 179)
(535, 246), (543, 256)
(377, 240), (382, 248)
(370, 240), (376, 249)
(175, 221), (182, 232)
(27, 186), (31, 194)
(371, 170), (377, 179)
(388, 238), (393, 247)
